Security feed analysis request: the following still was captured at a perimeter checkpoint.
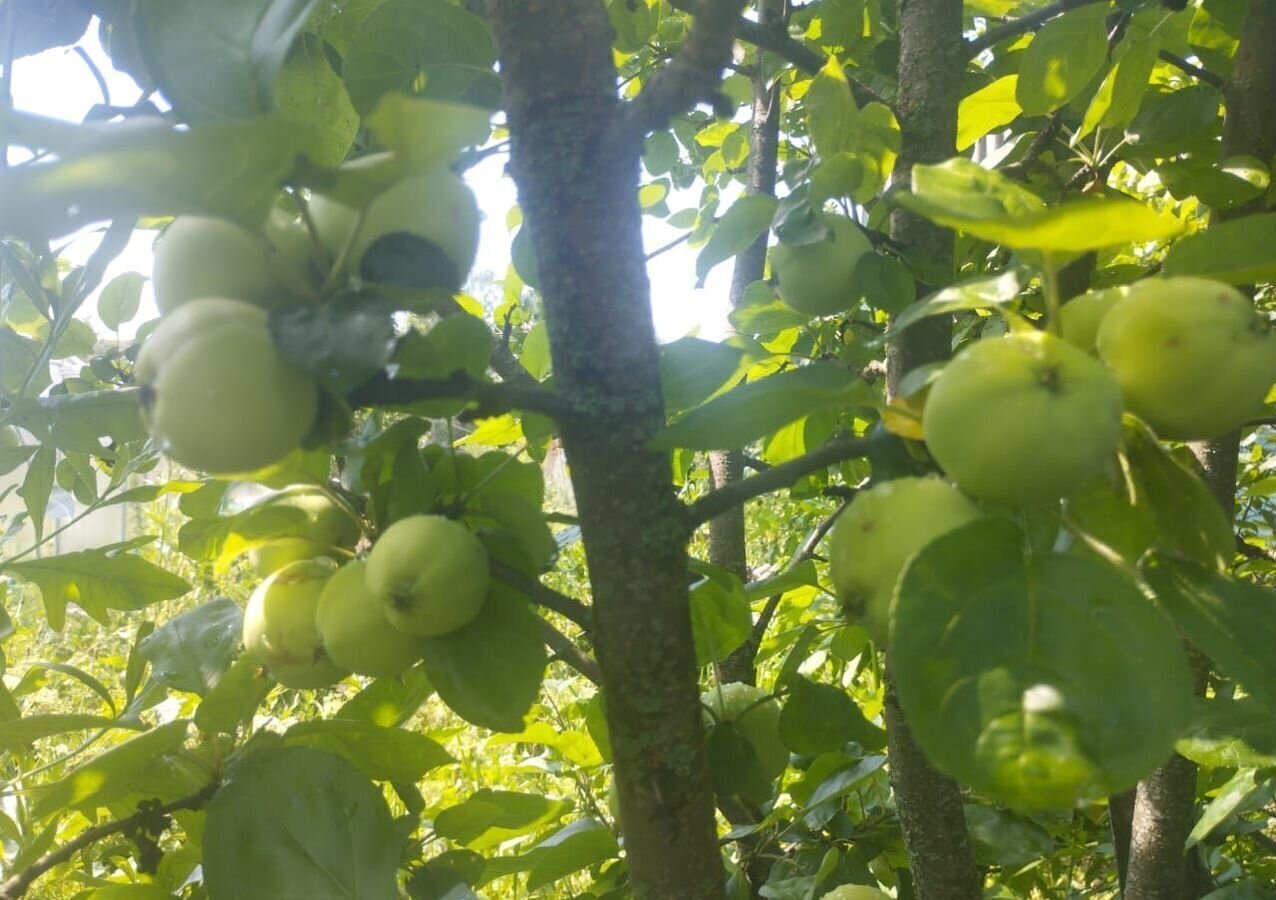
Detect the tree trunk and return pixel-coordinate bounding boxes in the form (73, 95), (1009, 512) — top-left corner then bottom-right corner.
(485, 4), (724, 897)
(1126, 4), (1276, 897)
(882, 2), (983, 898)
(714, 0), (783, 689)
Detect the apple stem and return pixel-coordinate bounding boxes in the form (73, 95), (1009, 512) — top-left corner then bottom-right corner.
(1042, 253), (1063, 338)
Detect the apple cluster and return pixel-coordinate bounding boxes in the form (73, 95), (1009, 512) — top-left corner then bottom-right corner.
(242, 513), (490, 688)
(828, 276), (1276, 640)
(134, 157), (480, 476)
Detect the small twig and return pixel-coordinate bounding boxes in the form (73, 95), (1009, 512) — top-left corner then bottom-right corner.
(73, 47), (111, 107)
(539, 620), (602, 684)
(685, 434), (878, 528)
(0, 783), (218, 900)
(490, 560), (591, 630)
(348, 370), (570, 421)
(966, 0), (1106, 59)
(1237, 540), (1276, 564)
(646, 230), (692, 261)
(621, 0), (749, 141)
(740, 454), (771, 472)
(1158, 50), (1225, 89)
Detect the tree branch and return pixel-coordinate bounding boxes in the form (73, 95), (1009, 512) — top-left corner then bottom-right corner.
(622, 0), (748, 141)
(539, 620), (602, 684)
(491, 560), (591, 631)
(1159, 50), (1226, 89)
(0, 783), (218, 900)
(685, 435), (876, 528)
(348, 370), (570, 420)
(966, 0), (1105, 59)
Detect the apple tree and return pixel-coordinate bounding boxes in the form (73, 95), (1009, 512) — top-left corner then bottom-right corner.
(1, 1), (1275, 899)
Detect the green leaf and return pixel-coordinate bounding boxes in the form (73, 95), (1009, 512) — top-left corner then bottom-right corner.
(1016, 3), (1110, 116)
(887, 267), (1029, 337)
(336, 663), (434, 727)
(273, 33), (358, 168)
(0, 111), (304, 239)
(130, 0), (319, 121)
(526, 819), (620, 891)
(957, 75), (1021, 151)
(5, 389), (147, 455)
(1122, 421), (1235, 570)
(138, 598), (242, 697)
(779, 677), (884, 754)
(0, 714), (144, 753)
(342, 0), (498, 113)
(695, 195), (778, 285)
(271, 294), (397, 395)
(281, 719), (452, 783)
(963, 804), (1056, 869)
(643, 130), (679, 175)
(806, 56), (857, 159)
(659, 337), (746, 414)
(1142, 556), (1276, 710)
(434, 789), (568, 848)
(894, 519), (1194, 809)
(18, 445), (54, 543)
(1079, 27), (1160, 139)
(96, 272), (145, 331)
(896, 160), (1183, 251)
(1158, 155), (1269, 210)
(689, 565), (752, 666)
(33, 720), (192, 817)
(194, 656), (274, 736)
(650, 364), (872, 451)
(10, 548), (191, 632)
(204, 747), (399, 900)
(1188, 769), (1261, 848)
(419, 585), (547, 733)
(1177, 698), (1276, 769)
(1163, 211), (1276, 284)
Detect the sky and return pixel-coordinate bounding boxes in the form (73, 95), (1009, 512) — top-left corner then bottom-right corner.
(8, 23), (736, 343)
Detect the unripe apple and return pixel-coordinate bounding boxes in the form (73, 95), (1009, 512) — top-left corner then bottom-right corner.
(242, 559), (346, 689)
(135, 298), (319, 475)
(316, 560), (426, 677)
(248, 538), (340, 578)
(923, 330), (1123, 506)
(701, 682), (788, 781)
(827, 477), (983, 643)
(771, 215), (873, 317)
(1096, 277), (1276, 439)
(821, 887), (890, 900)
(1060, 287), (1125, 352)
(365, 515), (490, 637)
(309, 166), (480, 290)
(152, 214), (313, 314)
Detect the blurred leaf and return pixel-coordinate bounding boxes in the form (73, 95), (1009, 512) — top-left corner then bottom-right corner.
(1163, 211), (1276, 284)
(695, 195), (777, 285)
(274, 33), (358, 168)
(282, 719), (453, 783)
(435, 789), (568, 848)
(194, 655), (274, 736)
(957, 76), (1020, 151)
(689, 565), (752, 666)
(97, 272), (146, 331)
(138, 598), (242, 696)
(1177, 698), (1276, 769)
(780, 677), (885, 754)
(0, 714), (144, 753)
(1188, 768), (1261, 848)
(1017, 4), (1109, 115)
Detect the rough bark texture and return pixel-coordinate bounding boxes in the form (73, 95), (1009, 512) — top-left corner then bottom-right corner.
(1126, 5), (1276, 897)
(714, 0), (783, 689)
(485, 4), (726, 897)
(882, 3), (983, 899)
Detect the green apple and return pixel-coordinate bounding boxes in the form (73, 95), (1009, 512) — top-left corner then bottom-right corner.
(1060, 287), (1125, 352)
(152, 214), (312, 314)
(309, 166), (480, 290)
(365, 515), (490, 637)
(771, 215), (873, 317)
(821, 887), (890, 900)
(922, 330), (1123, 506)
(248, 538), (341, 578)
(701, 682), (788, 781)
(827, 477), (983, 643)
(242, 487), (362, 549)
(1096, 277), (1276, 439)
(136, 298), (319, 475)
(317, 560), (425, 677)
(242, 558), (346, 689)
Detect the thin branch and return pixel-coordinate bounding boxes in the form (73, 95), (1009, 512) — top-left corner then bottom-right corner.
(490, 560), (591, 630)
(621, 0), (749, 141)
(685, 434), (877, 528)
(1158, 50), (1225, 90)
(1237, 540), (1276, 564)
(0, 783), (218, 900)
(740, 454), (771, 472)
(966, 0), (1105, 59)
(539, 620), (602, 684)
(646, 230), (692, 261)
(348, 370), (570, 420)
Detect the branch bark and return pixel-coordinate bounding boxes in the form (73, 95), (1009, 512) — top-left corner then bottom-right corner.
(539, 619), (602, 684)
(965, 0), (1105, 58)
(348, 370), (569, 420)
(484, 2), (737, 897)
(685, 435), (875, 528)
(490, 560), (591, 630)
(885, 2), (983, 898)
(0, 784), (217, 900)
